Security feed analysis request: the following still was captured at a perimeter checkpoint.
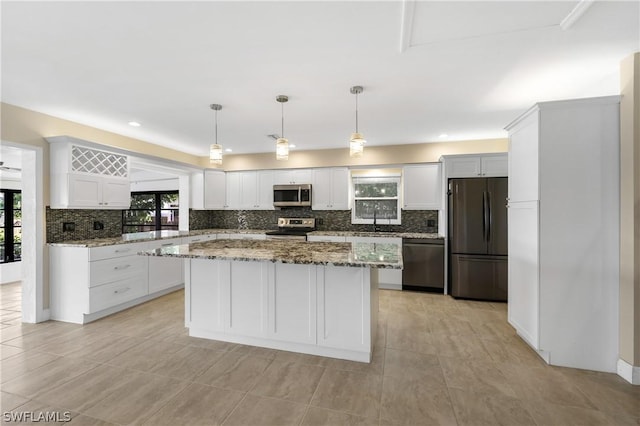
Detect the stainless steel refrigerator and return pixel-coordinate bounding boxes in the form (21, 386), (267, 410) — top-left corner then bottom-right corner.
(448, 178), (508, 301)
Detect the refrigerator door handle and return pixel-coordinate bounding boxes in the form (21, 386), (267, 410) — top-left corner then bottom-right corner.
(483, 191), (490, 241)
(487, 191), (492, 241)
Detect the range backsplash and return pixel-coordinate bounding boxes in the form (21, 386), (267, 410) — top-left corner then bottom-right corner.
(196, 208), (438, 233)
(47, 207), (439, 243)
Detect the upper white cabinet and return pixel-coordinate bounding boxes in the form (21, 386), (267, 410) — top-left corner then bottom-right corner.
(442, 153), (508, 178)
(48, 137), (131, 209)
(191, 170), (226, 210)
(505, 96), (620, 373)
(225, 171), (274, 210)
(274, 169), (312, 185)
(312, 167), (349, 210)
(403, 163), (442, 210)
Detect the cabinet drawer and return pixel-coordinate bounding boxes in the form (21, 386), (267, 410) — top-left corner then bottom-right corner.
(183, 234), (216, 244)
(88, 276), (148, 314)
(89, 255), (147, 287)
(147, 238), (184, 249)
(89, 242), (149, 261)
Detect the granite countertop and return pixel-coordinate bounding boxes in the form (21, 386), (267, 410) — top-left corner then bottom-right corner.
(308, 231), (443, 239)
(48, 228), (271, 248)
(139, 239), (403, 269)
(48, 228), (442, 248)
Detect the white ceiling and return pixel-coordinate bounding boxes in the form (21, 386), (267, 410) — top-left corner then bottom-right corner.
(2, 1), (638, 157)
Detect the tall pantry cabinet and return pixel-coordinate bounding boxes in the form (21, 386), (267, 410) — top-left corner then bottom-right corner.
(505, 96), (620, 373)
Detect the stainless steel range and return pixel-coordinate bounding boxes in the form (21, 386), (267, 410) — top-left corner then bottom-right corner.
(265, 218), (316, 241)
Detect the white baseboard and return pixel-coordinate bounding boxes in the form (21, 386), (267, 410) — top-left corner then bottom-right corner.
(617, 358), (640, 385)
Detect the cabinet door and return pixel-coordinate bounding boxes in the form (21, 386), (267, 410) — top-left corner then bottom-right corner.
(481, 154), (508, 177)
(273, 170), (294, 185)
(446, 157), (482, 178)
(148, 238), (184, 293)
(507, 201), (539, 349)
(225, 172), (242, 209)
(508, 113), (539, 202)
(68, 173), (102, 208)
(256, 170), (274, 209)
(267, 263), (316, 344)
(239, 171), (258, 209)
(330, 168), (350, 209)
(403, 164), (442, 210)
(292, 169), (312, 184)
(204, 170), (226, 209)
(312, 169), (332, 210)
(102, 176), (131, 208)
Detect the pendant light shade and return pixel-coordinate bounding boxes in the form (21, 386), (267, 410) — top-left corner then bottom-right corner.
(349, 86), (366, 158)
(275, 95), (289, 161)
(209, 104), (223, 165)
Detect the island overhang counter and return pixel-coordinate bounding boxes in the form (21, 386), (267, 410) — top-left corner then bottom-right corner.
(141, 239), (402, 362)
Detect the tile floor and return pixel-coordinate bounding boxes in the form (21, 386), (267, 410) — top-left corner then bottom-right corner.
(1, 281), (638, 425)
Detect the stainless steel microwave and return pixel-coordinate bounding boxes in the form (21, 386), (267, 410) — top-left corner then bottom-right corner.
(273, 184), (312, 207)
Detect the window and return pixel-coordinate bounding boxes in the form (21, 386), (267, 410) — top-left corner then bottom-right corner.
(351, 176), (401, 225)
(0, 190), (22, 263)
(122, 191), (179, 233)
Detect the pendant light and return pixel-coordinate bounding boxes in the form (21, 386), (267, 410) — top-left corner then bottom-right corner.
(349, 86), (366, 158)
(275, 95), (289, 160)
(209, 104), (223, 165)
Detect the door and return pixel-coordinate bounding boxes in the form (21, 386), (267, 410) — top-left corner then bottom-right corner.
(102, 176), (131, 208)
(487, 178), (508, 256)
(448, 178), (487, 255)
(68, 173), (102, 207)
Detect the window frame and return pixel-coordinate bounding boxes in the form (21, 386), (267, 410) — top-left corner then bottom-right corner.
(122, 191), (179, 234)
(0, 189), (22, 264)
(350, 175), (402, 225)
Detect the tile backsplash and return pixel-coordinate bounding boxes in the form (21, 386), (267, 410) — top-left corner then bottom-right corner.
(48, 207), (439, 243)
(47, 208), (123, 243)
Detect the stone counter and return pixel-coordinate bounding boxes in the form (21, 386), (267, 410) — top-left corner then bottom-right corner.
(140, 239), (402, 269)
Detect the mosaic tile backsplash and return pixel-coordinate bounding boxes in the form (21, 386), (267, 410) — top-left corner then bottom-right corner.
(48, 207), (438, 242)
(46, 208), (123, 243)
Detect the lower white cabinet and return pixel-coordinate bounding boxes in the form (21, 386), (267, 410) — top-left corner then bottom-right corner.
(183, 234), (217, 244)
(50, 239), (184, 324)
(148, 238), (184, 294)
(219, 233), (266, 240)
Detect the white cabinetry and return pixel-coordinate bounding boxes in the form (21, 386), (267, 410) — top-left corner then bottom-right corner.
(442, 153), (508, 178)
(505, 96), (620, 372)
(148, 238), (184, 294)
(273, 169), (312, 185)
(50, 237), (189, 324)
(48, 137), (131, 209)
(51, 241), (150, 324)
(225, 171), (274, 210)
(219, 233), (266, 240)
(346, 236), (403, 290)
(183, 234), (217, 244)
(312, 168), (349, 210)
(191, 170), (226, 210)
(403, 163), (442, 210)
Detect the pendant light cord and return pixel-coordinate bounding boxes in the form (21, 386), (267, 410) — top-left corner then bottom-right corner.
(281, 101), (285, 138)
(355, 92), (359, 133)
(215, 110), (218, 144)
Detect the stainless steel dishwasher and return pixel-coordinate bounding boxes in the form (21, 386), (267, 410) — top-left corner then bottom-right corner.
(402, 238), (445, 292)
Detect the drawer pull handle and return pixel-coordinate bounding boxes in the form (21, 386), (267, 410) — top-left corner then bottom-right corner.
(114, 264), (131, 270)
(115, 248), (131, 253)
(114, 287), (130, 294)
(161, 243), (174, 247)
(191, 239), (201, 242)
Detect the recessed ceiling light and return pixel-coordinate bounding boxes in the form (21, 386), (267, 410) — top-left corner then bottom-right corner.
(225, 148), (233, 152)
(128, 121), (141, 127)
(289, 144), (296, 148)
(439, 133), (448, 138)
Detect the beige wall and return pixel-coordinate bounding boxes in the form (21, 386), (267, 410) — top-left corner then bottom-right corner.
(215, 139), (508, 171)
(619, 52), (640, 367)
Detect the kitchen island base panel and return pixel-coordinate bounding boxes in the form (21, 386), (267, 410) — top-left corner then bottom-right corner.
(185, 259), (378, 363)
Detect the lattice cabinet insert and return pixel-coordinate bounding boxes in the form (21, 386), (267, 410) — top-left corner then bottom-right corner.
(47, 136), (131, 209)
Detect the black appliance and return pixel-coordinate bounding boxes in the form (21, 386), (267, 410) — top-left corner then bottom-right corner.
(265, 217), (316, 241)
(448, 178), (508, 301)
(273, 184), (312, 207)
(402, 238), (445, 292)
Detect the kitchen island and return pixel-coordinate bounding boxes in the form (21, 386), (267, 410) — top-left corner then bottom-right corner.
(142, 239), (402, 362)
